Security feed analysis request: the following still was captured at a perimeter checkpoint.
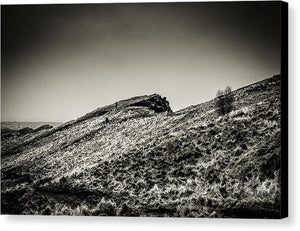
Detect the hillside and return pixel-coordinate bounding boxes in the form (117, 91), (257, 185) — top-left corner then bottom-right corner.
(1, 75), (282, 218)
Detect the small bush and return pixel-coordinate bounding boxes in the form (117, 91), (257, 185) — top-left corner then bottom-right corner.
(91, 198), (117, 216)
(215, 86), (234, 115)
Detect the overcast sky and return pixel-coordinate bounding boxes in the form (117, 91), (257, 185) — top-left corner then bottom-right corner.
(1, 2), (281, 122)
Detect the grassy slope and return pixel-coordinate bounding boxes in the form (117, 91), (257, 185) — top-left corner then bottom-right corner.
(1, 75), (281, 218)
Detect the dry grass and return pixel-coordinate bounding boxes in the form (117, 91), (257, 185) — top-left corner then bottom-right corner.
(1, 75), (282, 218)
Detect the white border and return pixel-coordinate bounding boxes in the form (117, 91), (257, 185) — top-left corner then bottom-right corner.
(0, 0), (299, 230)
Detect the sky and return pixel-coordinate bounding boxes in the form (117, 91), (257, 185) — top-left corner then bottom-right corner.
(1, 2), (281, 122)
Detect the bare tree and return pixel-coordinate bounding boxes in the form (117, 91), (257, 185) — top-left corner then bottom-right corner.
(215, 86), (234, 115)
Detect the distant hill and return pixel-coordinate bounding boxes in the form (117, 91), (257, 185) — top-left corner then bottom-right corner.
(1, 122), (62, 130)
(1, 75), (282, 218)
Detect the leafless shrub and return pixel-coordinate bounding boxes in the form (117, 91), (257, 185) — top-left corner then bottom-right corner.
(215, 86), (234, 115)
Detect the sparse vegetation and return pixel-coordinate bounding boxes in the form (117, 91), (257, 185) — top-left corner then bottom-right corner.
(1, 75), (282, 218)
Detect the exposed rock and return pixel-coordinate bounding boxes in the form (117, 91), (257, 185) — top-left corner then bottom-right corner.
(34, 124), (53, 132)
(18, 127), (34, 135)
(129, 94), (172, 113)
(76, 93), (172, 123)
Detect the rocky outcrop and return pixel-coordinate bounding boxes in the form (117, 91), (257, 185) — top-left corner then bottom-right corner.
(34, 124), (53, 132)
(76, 94), (172, 123)
(129, 94), (172, 113)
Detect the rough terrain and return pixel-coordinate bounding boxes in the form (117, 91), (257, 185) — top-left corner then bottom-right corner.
(1, 75), (282, 218)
